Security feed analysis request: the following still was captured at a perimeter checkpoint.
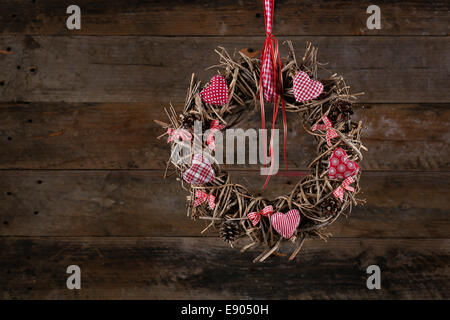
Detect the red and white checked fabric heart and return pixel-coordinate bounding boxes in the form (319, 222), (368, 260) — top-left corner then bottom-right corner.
(182, 154), (215, 185)
(293, 71), (323, 102)
(206, 120), (225, 151)
(333, 176), (355, 202)
(193, 190), (215, 210)
(329, 147), (359, 180)
(247, 205), (274, 226)
(200, 75), (229, 106)
(312, 115), (338, 147)
(270, 209), (301, 239)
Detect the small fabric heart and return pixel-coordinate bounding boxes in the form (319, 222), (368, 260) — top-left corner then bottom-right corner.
(200, 75), (229, 105)
(183, 154), (215, 185)
(270, 209), (301, 239)
(293, 71), (323, 102)
(328, 147), (359, 180)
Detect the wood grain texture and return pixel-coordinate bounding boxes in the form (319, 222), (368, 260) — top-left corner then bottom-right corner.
(0, 0), (448, 300)
(0, 36), (448, 103)
(0, 102), (448, 170)
(1, 170), (448, 238)
(0, 0), (448, 36)
(1, 237), (448, 299)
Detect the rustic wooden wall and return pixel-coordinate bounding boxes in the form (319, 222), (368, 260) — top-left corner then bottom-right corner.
(0, 0), (448, 299)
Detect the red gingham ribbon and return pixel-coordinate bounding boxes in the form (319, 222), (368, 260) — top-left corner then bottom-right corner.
(193, 190), (215, 210)
(206, 120), (225, 151)
(247, 205), (274, 226)
(261, 0), (276, 103)
(260, 0), (288, 189)
(312, 116), (339, 147)
(167, 128), (192, 143)
(333, 177), (355, 202)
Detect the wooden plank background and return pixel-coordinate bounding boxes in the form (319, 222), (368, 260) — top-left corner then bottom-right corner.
(0, 0), (449, 299)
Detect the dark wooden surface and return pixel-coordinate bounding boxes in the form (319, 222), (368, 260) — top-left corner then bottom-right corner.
(1, 237), (448, 299)
(0, 170), (448, 238)
(0, 0), (449, 300)
(1, 0), (448, 36)
(0, 36), (449, 103)
(0, 103), (448, 170)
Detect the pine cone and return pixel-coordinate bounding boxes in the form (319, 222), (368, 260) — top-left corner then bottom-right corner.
(320, 198), (340, 216)
(181, 114), (195, 128)
(219, 221), (242, 245)
(329, 100), (354, 123)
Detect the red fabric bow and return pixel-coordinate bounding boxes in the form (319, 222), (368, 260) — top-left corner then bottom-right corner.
(193, 190), (215, 210)
(167, 128), (192, 143)
(206, 120), (225, 151)
(333, 177), (355, 202)
(247, 205), (274, 226)
(260, 0), (288, 189)
(312, 116), (339, 147)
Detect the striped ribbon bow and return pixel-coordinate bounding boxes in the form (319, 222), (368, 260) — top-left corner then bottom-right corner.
(312, 116), (339, 147)
(333, 177), (355, 202)
(193, 190), (215, 209)
(247, 205), (274, 226)
(260, 0), (288, 189)
(167, 128), (192, 143)
(206, 120), (225, 151)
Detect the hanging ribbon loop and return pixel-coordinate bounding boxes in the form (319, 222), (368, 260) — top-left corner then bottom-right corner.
(260, 0), (288, 189)
(261, 0), (277, 103)
(264, 0), (273, 34)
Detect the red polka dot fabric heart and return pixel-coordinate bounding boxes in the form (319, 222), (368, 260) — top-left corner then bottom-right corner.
(183, 154), (215, 185)
(293, 71), (323, 102)
(328, 147), (359, 180)
(200, 75), (229, 106)
(270, 209), (301, 239)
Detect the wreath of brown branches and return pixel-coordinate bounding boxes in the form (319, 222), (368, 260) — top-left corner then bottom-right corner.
(156, 42), (367, 263)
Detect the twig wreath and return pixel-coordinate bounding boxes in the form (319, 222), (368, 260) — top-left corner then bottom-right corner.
(156, 41), (367, 262)
(156, 0), (367, 262)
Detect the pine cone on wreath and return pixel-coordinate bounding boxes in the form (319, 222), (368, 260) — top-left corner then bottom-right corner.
(181, 114), (195, 128)
(320, 198), (341, 216)
(329, 100), (354, 123)
(220, 221), (242, 246)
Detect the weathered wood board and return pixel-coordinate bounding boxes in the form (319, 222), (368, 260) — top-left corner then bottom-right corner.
(0, 36), (448, 103)
(1, 237), (448, 299)
(0, 103), (448, 170)
(0, 0), (448, 36)
(0, 170), (448, 238)
(0, 0), (448, 300)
